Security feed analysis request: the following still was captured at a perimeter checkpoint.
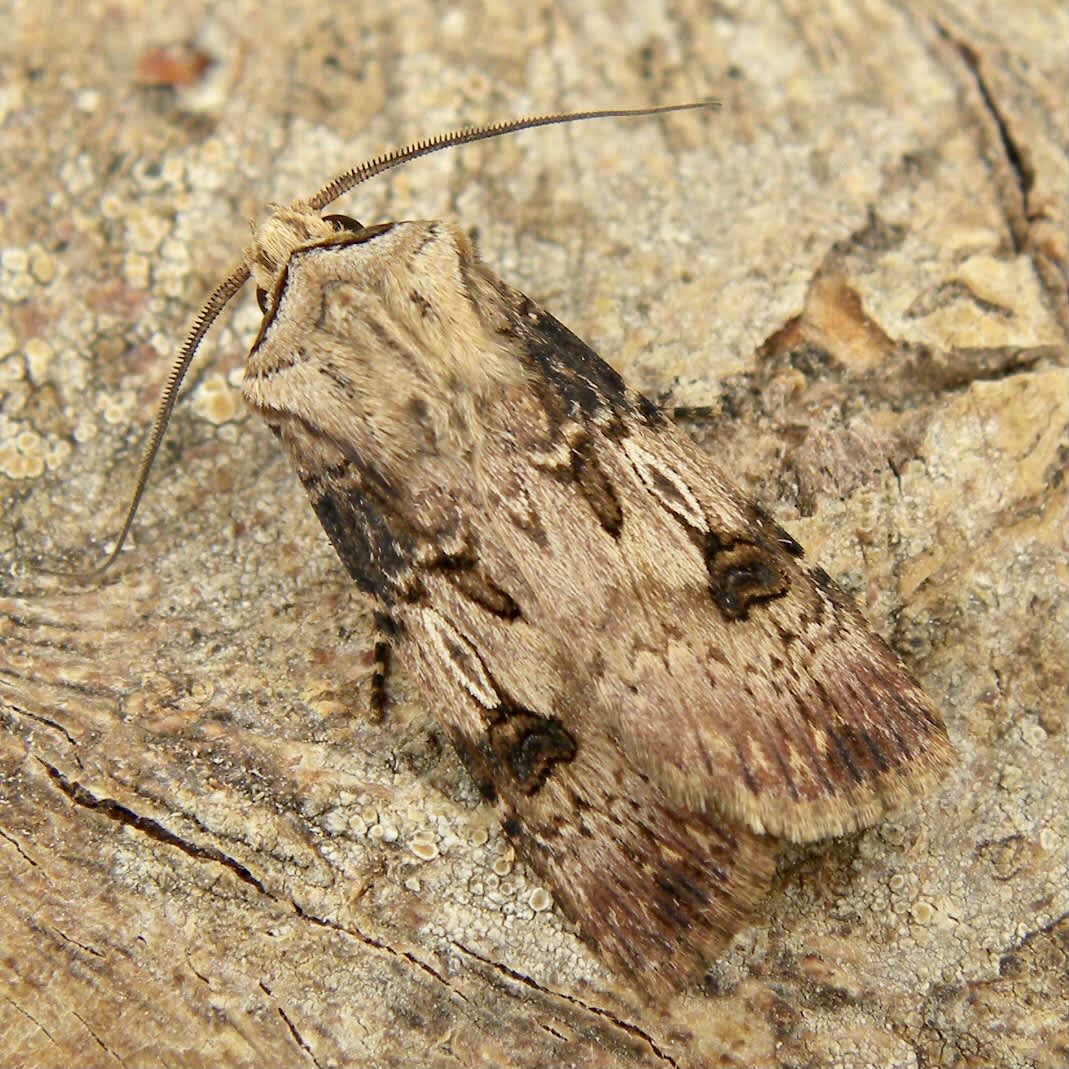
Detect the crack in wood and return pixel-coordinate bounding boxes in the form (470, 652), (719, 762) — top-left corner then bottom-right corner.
(289, 898), (471, 1004)
(70, 1008), (127, 1069)
(39, 759), (479, 1010)
(40, 760), (268, 895)
(49, 924), (105, 958)
(7, 704), (81, 750)
(5, 996), (58, 1046)
(277, 1005), (324, 1069)
(0, 827), (40, 867)
(452, 941), (679, 1068)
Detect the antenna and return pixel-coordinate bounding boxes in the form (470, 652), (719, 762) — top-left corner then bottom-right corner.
(74, 99), (718, 576)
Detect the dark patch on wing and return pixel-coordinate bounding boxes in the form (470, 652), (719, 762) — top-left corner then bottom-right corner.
(750, 505), (804, 558)
(488, 709), (578, 795)
(303, 471), (414, 602)
(807, 565), (840, 597)
(636, 391), (666, 425)
(570, 433), (624, 536)
(447, 706), (576, 800)
(704, 530), (791, 620)
(825, 725), (864, 785)
(430, 554), (522, 619)
(511, 302), (642, 425)
(447, 727), (499, 803)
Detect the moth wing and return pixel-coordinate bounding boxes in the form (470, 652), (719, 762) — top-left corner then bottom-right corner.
(582, 416), (956, 843)
(401, 595), (778, 989)
(450, 299), (954, 845)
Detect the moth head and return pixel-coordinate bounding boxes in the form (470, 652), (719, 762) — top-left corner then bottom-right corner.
(246, 203), (346, 302)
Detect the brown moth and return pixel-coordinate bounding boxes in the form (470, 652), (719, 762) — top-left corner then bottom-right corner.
(94, 103), (954, 989)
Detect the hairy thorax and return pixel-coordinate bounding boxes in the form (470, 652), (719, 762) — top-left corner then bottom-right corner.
(242, 208), (530, 495)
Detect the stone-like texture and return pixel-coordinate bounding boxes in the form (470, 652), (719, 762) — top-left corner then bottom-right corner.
(1, 2), (1065, 1066)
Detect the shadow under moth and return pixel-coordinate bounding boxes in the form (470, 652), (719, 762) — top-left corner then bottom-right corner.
(90, 102), (954, 990)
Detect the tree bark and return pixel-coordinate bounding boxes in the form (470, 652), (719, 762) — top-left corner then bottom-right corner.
(1, 1), (1065, 1066)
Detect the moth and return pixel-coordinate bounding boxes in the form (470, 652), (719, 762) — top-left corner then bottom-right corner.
(93, 103), (954, 989)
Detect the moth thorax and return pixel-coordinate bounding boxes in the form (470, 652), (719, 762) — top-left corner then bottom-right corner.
(245, 203), (335, 291)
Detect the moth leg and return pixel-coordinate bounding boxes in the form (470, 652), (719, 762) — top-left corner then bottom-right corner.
(369, 610), (396, 722)
(670, 403), (716, 422)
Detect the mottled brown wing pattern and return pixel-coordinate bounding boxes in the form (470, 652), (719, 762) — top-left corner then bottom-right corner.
(487, 287), (955, 844)
(403, 594), (778, 987)
(241, 215), (953, 987)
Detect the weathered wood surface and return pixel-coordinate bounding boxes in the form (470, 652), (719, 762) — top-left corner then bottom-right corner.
(1, 1), (1065, 1066)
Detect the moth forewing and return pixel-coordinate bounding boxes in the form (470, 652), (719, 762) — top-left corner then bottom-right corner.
(100, 102), (953, 990)
(237, 205), (953, 986)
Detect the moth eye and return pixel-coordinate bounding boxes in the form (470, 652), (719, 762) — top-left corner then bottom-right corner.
(256, 287), (270, 313)
(324, 213), (364, 233)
